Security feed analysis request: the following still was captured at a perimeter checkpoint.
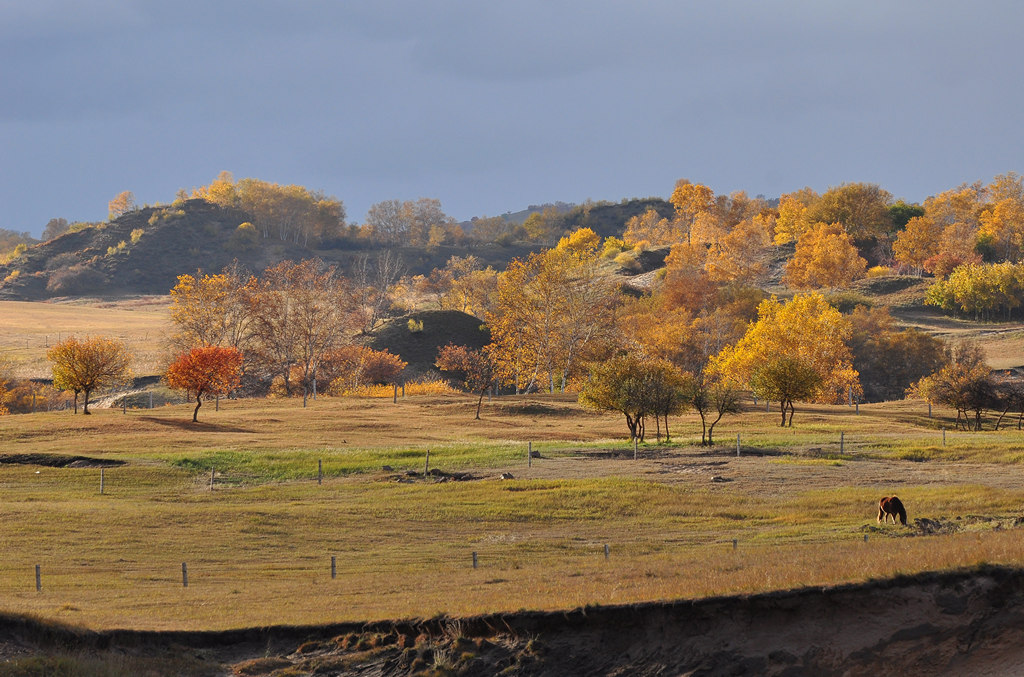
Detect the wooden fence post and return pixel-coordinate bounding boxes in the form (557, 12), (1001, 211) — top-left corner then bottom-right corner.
(840, 431), (845, 454)
(35, 565), (41, 592)
(318, 459), (323, 485)
(736, 433), (741, 457)
(100, 468), (105, 495)
(528, 441), (532, 468)
(182, 562), (188, 587)
(472, 552), (478, 569)
(604, 544), (610, 560)
(425, 450), (430, 476)
(331, 556), (337, 579)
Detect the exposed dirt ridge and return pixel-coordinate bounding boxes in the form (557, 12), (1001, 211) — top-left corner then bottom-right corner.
(3, 565), (1024, 675)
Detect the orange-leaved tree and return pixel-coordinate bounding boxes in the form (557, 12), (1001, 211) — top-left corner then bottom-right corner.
(165, 346), (243, 422)
(48, 336), (133, 415)
(784, 222), (867, 290)
(711, 293), (860, 426)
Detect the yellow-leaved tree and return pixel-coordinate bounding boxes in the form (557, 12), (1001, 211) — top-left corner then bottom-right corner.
(784, 222), (867, 289)
(710, 293), (860, 426)
(488, 228), (618, 393)
(47, 336), (133, 415)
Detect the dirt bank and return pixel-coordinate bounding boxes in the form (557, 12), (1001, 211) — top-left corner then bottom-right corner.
(2, 565), (1024, 675)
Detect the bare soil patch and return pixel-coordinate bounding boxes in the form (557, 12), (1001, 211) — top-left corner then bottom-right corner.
(0, 453), (125, 468)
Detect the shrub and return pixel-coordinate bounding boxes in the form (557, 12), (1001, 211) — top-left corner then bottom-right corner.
(130, 228), (144, 244)
(866, 265), (891, 278)
(3, 270), (19, 284)
(229, 222), (260, 251)
(408, 318), (424, 333)
(614, 251), (641, 272)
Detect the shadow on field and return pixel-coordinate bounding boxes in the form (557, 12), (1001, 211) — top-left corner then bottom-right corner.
(137, 416), (253, 434)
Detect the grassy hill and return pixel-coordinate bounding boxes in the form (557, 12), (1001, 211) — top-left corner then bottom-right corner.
(367, 309), (490, 379)
(0, 200), (546, 302)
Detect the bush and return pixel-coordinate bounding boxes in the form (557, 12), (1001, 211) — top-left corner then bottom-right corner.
(229, 222), (260, 251)
(130, 228), (144, 244)
(614, 251), (642, 272)
(866, 265), (891, 278)
(408, 318), (424, 333)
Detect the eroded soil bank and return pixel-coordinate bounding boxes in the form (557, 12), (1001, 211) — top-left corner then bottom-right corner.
(2, 565), (1024, 675)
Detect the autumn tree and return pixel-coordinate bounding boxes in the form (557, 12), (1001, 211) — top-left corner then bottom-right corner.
(910, 340), (992, 431)
(164, 346), (243, 422)
(806, 182), (893, 241)
(107, 191), (136, 220)
(669, 179), (715, 244)
(622, 207), (679, 247)
(364, 198), (455, 247)
(773, 188), (819, 244)
(488, 228), (618, 393)
(320, 345), (407, 393)
(351, 250), (404, 333)
(436, 344), (499, 419)
(711, 293), (860, 426)
(784, 222), (867, 289)
(169, 266), (258, 352)
(250, 259), (356, 402)
(47, 336), (133, 414)
(193, 173), (346, 246)
(579, 353), (690, 442)
(704, 214), (773, 284)
(846, 305), (946, 402)
(892, 216), (943, 275)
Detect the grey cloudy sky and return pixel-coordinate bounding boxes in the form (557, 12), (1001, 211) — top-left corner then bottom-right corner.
(2, 1), (1023, 236)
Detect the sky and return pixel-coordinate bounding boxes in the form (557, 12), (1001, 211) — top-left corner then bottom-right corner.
(3, 1), (1024, 236)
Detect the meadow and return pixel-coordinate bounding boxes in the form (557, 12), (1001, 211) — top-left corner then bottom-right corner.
(1, 391), (1024, 632)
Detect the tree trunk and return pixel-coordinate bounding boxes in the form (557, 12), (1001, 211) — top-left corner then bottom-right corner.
(193, 389), (204, 422)
(83, 389), (91, 415)
(73, 392), (79, 415)
(664, 415), (671, 443)
(475, 389), (485, 420)
(779, 400), (787, 427)
(655, 415), (661, 443)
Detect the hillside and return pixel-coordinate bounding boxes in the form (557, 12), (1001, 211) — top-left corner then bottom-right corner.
(0, 201), (546, 302)
(0, 200), (310, 301)
(367, 309), (490, 379)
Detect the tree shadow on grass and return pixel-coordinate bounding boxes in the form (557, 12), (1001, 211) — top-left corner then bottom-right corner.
(136, 416), (254, 434)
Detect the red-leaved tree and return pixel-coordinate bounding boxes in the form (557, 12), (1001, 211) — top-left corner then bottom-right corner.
(165, 346), (243, 422)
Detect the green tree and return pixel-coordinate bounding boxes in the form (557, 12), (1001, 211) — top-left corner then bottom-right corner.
(579, 353), (691, 442)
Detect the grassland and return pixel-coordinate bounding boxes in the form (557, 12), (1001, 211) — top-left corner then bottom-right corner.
(1, 391), (1024, 632)
(0, 297), (170, 377)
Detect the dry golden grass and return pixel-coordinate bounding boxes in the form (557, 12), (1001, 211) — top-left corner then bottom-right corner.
(1, 393), (1024, 631)
(0, 297), (170, 377)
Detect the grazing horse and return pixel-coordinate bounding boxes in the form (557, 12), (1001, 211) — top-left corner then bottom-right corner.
(877, 496), (907, 525)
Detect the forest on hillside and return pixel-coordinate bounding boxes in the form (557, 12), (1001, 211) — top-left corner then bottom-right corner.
(3, 172), (1024, 436)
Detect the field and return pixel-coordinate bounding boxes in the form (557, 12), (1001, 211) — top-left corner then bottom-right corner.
(1, 389), (1024, 634)
(2, 296), (1024, 641)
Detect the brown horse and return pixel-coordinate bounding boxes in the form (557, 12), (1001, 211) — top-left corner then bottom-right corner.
(877, 496), (907, 525)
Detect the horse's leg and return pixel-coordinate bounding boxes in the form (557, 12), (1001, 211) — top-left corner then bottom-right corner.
(878, 506), (884, 523)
